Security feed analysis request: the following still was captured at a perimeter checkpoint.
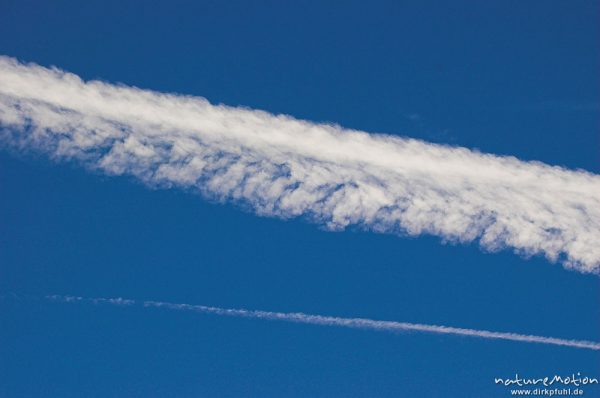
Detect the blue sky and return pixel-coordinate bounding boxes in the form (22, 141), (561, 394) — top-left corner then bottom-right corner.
(0, 1), (598, 397)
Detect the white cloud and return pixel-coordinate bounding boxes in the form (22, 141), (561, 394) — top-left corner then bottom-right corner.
(47, 295), (600, 350)
(1, 56), (599, 273)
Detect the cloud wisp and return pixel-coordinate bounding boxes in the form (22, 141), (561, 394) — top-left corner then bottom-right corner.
(1, 56), (599, 273)
(46, 295), (600, 351)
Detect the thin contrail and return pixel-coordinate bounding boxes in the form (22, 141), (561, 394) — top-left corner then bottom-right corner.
(1, 56), (599, 273)
(46, 295), (600, 351)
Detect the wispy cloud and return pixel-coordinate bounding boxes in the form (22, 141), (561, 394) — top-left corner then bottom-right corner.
(1, 56), (599, 273)
(46, 295), (600, 351)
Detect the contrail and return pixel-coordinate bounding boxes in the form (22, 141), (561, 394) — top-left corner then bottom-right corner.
(1, 56), (599, 273)
(46, 295), (600, 351)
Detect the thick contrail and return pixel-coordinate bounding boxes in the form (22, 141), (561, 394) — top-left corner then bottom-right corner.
(1, 56), (599, 273)
(46, 295), (600, 351)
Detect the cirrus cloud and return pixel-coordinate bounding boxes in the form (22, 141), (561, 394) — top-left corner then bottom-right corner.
(1, 56), (599, 273)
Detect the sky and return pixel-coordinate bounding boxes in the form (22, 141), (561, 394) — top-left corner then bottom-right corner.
(0, 1), (599, 397)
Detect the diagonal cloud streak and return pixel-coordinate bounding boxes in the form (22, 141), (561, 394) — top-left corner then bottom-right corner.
(46, 295), (600, 351)
(1, 56), (599, 273)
